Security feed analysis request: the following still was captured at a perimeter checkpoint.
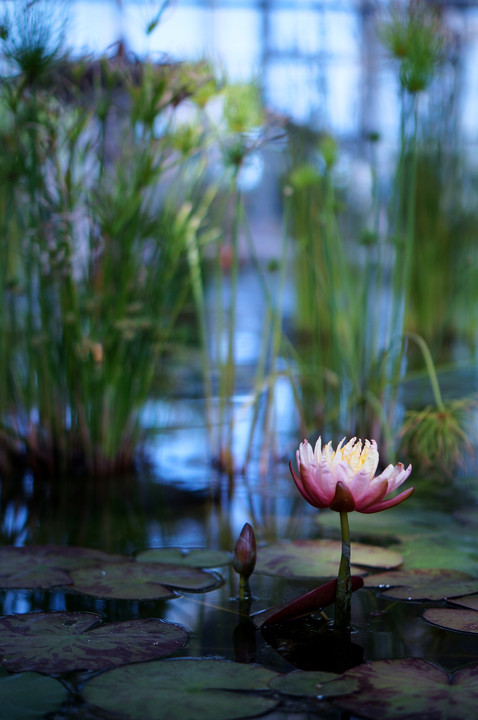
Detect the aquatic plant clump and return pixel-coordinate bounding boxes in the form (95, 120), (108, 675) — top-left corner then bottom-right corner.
(0, 7), (224, 477)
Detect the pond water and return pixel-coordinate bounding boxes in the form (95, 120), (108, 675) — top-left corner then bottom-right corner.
(2, 398), (478, 719)
(2, 256), (478, 718)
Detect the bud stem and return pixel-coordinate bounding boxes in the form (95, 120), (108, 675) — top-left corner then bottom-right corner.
(239, 575), (252, 603)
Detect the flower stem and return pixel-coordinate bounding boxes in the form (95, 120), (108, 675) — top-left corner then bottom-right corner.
(335, 511), (352, 635)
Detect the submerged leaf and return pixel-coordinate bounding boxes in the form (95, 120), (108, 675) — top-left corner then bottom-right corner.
(0, 612), (188, 673)
(83, 658), (279, 720)
(335, 658), (478, 720)
(255, 540), (402, 579)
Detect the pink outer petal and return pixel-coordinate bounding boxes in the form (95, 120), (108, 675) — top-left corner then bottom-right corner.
(374, 462), (412, 493)
(301, 464), (337, 506)
(289, 463), (323, 508)
(289, 462), (332, 509)
(359, 486), (415, 514)
(385, 463), (412, 493)
(354, 478), (389, 511)
(298, 440), (315, 466)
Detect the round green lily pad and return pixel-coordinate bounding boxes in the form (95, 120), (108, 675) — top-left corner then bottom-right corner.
(255, 540), (402, 579)
(83, 658), (279, 720)
(136, 548), (231, 568)
(365, 568), (478, 600)
(0, 612), (188, 673)
(335, 658), (478, 720)
(268, 669), (359, 698)
(423, 608), (478, 634)
(0, 669), (68, 719)
(70, 562), (222, 599)
(0, 545), (130, 590)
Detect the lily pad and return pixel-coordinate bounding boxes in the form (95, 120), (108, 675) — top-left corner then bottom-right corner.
(0, 545), (130, 590)
(364, 568), (478, 600)
(319, 508), (478, 576)
(391, 532), (478, 576)
(257, 576), (364, 627)
(423, 608), (478, 634)
(0, 612), (188, 673)
(136, 548), (231, 568)
(255, 540), (402, 579)
(83, 658), (279, 720)
(70, 562), (222, 599)
(0, 669), (68, 720)
(448, 594), (478, 611)
(318, 506), (457, 540)
(335, 658), (478, 720)
(268, 669), (359, 698)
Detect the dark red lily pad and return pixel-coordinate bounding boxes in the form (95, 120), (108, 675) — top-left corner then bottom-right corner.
(423, 608), (478, 634)
(0, 612), (188, 673)
(70, 562), (222, 600)
(268, 669), (359, 697)
(255, 540), (402, 579)
(83, 658), (279, 720)
(136, 548), (231, 568)
(335, 658), (478, 720)
(0, 669), (68, 719)
(365, 568), (478, 600)
(256, 576), (364, 627)
(0, 545), (130, 590)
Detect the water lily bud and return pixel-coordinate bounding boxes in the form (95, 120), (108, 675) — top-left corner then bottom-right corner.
(232, 523), (256, 579)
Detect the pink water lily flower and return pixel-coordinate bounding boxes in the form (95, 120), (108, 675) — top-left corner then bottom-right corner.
(290, 436), (414, 513)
